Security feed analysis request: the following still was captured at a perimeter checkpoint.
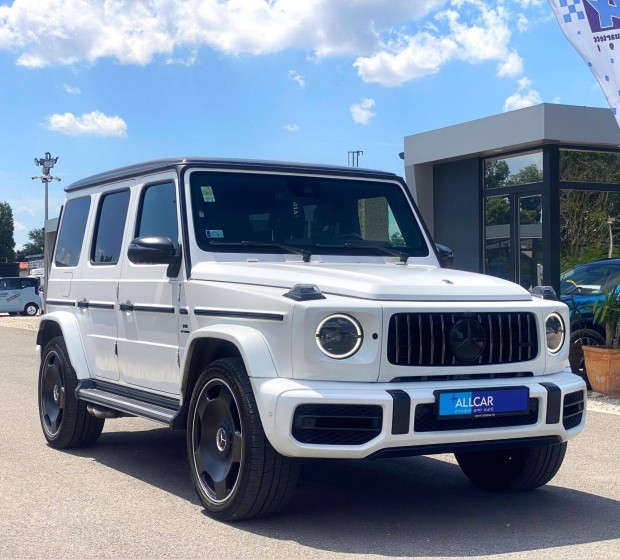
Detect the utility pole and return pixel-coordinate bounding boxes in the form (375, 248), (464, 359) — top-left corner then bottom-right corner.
(348, 150), (364, 167)
(32, 152), (61, 308)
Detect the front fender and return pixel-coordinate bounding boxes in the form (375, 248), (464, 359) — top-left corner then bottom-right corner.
(37, 312), (91, 379)
(181, 324), (279, 380)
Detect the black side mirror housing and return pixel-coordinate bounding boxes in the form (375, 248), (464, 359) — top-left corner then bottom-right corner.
(127, 236), (181, 277)
(435, 243), (454, 269)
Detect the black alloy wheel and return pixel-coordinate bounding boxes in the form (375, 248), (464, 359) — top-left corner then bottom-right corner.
(187, 358), (299, 521)
(38, 336), (104, 448)
(40, 349), (66, 438)
(191, 377), (243, 503)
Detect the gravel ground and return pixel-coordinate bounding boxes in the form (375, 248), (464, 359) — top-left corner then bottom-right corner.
(3, 313), (619, 414)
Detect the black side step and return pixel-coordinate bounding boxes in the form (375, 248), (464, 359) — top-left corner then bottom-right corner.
(76, 381), (180, 426)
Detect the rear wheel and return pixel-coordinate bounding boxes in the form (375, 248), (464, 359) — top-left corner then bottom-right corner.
(455, 442), (567, 492)
(38, 336), (104, 448)
(187, 358), (299, 521)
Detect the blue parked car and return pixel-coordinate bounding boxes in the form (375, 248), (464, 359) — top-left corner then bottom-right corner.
(560, 258), (620, 382)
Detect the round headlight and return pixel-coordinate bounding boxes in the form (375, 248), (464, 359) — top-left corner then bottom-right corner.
(545, 312), (565, 353)
(316, 314), (363, 359)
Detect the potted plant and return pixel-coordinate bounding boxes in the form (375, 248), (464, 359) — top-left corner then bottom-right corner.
(582, 288), (620, 396)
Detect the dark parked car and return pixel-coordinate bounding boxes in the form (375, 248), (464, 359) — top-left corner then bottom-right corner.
(560, 258), (620, 382)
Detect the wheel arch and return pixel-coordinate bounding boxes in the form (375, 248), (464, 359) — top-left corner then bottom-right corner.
(37, 313), (91, 380)
(174, 325), (279, 428)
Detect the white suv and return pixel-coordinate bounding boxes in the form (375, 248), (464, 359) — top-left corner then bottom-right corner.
(37, 158), (586, 520)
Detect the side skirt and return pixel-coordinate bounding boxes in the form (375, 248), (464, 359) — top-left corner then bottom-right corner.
(76, 380), (181, 427)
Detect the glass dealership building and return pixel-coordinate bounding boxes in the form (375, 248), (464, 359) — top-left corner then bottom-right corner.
(403, 103), (620, 295)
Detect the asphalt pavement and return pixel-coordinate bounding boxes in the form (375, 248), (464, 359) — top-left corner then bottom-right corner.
(1, 326), (619, 559)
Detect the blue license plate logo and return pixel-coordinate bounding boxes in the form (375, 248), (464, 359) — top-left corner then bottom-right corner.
(437, 387), (529, 418)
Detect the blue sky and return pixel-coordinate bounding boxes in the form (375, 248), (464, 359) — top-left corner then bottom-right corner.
(0, 0), (612, 248)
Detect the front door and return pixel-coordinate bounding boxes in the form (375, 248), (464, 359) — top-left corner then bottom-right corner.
(117, 177), (183, 395)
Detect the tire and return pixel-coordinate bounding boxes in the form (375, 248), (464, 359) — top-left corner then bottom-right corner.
(187, 358), (299, 521)
(22, 303), (39, 316)
(455, 442), (567, 492)
(570, 329), (605, 387)
(38, 336), (104, 449)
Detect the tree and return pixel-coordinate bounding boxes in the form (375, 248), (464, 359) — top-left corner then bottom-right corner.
(0, 201), (15, 262)
(23, 227), (44, 256)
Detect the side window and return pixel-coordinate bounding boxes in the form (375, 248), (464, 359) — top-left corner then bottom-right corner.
(91, 190), (130, 265)
(20, 278), (38, 289)
(0, 278), (19, 290)
(55, 196), (91, 268)
(136, 182), (179, 250)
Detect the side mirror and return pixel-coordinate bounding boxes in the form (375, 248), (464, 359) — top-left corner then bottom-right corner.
(435, 243), (454, 269)
(127, 236), (181, 277)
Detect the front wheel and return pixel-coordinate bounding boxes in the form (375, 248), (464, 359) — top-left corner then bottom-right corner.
(22, 302), (39, 316)
(455, 442), (567, 492)
(187, 358), (299, 521)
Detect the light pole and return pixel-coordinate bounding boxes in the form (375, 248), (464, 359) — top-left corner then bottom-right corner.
(32, 152), (61, 308)
(348, 150), (364, 167)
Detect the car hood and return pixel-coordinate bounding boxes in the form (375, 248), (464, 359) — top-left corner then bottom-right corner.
(191, 261), (532, 302)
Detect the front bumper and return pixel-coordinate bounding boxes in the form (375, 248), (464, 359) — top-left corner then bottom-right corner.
(251, 369), (586, 458)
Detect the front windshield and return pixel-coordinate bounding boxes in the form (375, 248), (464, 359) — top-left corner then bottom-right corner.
(189, 171), (429, 258)
(561, 261), (620, 296)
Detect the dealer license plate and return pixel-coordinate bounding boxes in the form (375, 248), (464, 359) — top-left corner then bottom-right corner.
(435, 387), (529, 419)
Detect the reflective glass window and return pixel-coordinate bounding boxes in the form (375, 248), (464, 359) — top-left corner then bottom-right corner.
(91, 190), (130, 265)
(484, 151), (543, 189)
(55, 196), (91, 268)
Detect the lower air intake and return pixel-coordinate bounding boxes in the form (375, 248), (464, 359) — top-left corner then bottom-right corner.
(292, 404), (382, 445)
(563, 391), (585, 430)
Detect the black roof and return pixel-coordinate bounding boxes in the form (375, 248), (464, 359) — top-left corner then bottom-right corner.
(65, 157), (401, 192)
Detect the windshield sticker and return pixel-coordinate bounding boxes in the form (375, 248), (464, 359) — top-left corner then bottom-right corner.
(206, 229), (224, 239)
(201, 186), (215, 202)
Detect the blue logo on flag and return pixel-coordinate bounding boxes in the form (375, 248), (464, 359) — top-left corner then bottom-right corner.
(584, 0), (620, 32)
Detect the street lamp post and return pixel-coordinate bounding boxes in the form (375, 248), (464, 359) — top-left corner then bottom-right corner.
(32, 152), (61, 310)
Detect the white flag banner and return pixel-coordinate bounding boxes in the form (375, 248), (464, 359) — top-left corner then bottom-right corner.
(549, 0), (620, 127)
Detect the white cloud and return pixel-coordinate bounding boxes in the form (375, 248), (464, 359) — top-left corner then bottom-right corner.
(497, 51), (523, 78)
(61, 83), (81, 95)
(503, 76), (542, 111)
(350, 98), (376, 125)
(14, 220), (27, 233)
(284, 123), (300, 132)
(517, 14), (529, 32)
(354, 0), (525, 86)
(44, 111), (127, 137)
(0, 0), (448, 67)
(288, 70), (305, 88)
(0, 1), (540, 90)
(15, 206), (35, 216)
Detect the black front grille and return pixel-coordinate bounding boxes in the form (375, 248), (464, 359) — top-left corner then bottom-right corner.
(414, 399), (539, 432)
(563, 391), (585, 430)
(388, 312), (538, 367)
(292, 404), (382, 445)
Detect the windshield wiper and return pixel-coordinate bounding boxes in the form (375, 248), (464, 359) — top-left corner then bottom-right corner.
(209, 240), (312, 262)
(316, 243), (410, 264)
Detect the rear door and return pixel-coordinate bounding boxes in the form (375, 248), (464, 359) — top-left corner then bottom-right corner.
(76, 186), (132, 381)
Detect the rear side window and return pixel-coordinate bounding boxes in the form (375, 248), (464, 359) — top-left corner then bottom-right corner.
(55, 196), (91, 268)
(91, 190), (130, 265)
(136, 182), (179, 251)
